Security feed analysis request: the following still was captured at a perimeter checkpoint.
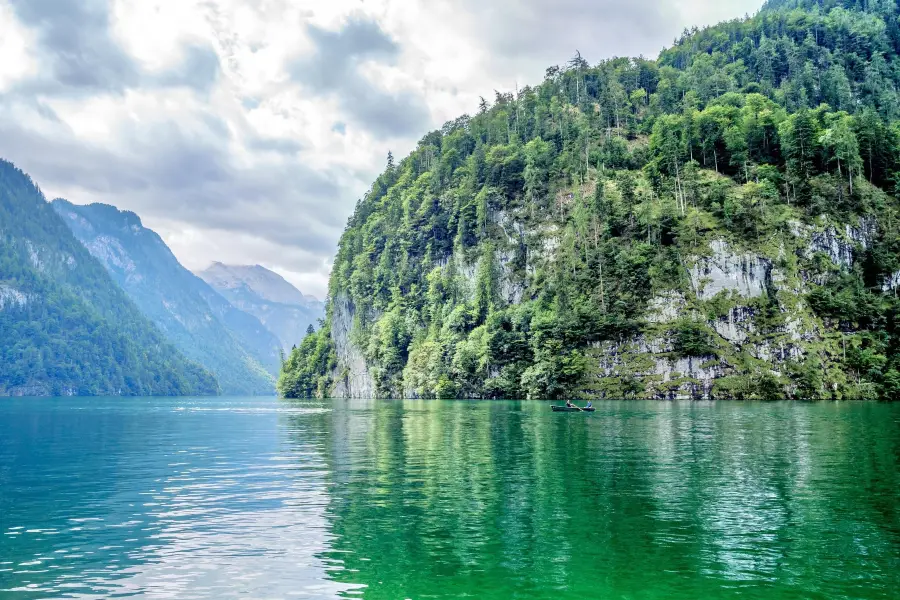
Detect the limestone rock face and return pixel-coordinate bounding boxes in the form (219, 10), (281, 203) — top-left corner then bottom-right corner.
(803, 217), (877, 269)
(0, 284), (28, 311)
(330, 295), (375, 399)
(690, 240), (772, 300)
(645, 292), (687, 324)
(713, 306), (755, 344)
(578, 223), (873, 400)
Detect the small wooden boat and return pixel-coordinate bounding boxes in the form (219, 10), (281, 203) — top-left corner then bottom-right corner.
(551, 405), (596, 412)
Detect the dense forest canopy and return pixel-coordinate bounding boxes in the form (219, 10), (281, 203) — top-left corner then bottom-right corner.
(280, 0), (900, 401)
(0, 160), (219, 396)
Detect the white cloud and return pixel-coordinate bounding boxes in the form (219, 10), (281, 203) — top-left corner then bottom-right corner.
(110, 0), (209, 71)
(0, 0), (764, 298)
(0, 1), (36, 91)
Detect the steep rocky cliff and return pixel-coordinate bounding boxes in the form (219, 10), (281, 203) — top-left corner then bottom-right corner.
(329, 295), (375, 399)
(280, 0), (900, 401)
(587, 216), (882, 399)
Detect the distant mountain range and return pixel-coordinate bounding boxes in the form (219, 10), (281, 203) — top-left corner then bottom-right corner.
(0, 155), (326, 397)
(197, 263), (325, 352)
(0, 159), (218, 397)
(53, 200), (283, 396)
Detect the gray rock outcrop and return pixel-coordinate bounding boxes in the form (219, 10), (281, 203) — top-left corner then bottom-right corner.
(330, 295), (375, 399)
(690, 240), (771, 300)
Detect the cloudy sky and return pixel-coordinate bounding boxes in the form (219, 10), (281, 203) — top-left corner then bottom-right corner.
(0, 0), (762, 299)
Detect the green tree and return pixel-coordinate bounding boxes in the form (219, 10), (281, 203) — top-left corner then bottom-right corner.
(779, 108), (821, 204)
(820, 111), (862, 192)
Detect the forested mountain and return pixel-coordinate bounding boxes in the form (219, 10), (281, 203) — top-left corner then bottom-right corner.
(53, 200), (281, 395)
(197, 263), (325, 352)
(281, 0), (900, 401)
(0, 160), (219, 397)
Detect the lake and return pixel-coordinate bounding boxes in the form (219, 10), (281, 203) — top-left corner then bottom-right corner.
(1, 398), (898, 599)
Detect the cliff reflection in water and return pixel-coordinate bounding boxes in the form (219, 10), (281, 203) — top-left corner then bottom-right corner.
(1, 398), (896, 599)
(305, 399), (900, 600)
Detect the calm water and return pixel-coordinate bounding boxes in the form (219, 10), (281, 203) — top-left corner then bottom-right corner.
(0, 398), (898, 599)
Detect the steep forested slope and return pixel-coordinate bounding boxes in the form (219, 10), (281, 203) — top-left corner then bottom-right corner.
(281, 0), (900, 401)
(0, 161), (219, 396)
(197, 263), (325, 352)
(53, 200), (281, 395)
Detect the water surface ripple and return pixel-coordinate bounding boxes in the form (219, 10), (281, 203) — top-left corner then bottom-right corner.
(0, 398), (898, 599)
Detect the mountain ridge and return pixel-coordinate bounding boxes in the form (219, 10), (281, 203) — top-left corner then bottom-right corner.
(199, 262), (323, 307)
(53, 199), (281, 396)
(197, 263), (325, 352)
(0, 159), (219, 397)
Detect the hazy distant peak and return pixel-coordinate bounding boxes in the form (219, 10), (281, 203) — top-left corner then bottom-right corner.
(196, 261), (325, 351)
(197, 262), (321, 307)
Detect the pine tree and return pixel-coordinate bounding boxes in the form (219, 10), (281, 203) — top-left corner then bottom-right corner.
(779, 108), (821, 204)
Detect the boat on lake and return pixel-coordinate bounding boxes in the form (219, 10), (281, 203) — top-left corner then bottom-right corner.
(551, 405), (596, 412)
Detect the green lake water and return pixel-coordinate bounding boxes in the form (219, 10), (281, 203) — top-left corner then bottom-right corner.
(0, 398), (898, 599)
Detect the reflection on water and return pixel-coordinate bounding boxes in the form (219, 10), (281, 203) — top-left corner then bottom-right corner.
(0, 399), (359, 598)
(1, 398), (898, 599)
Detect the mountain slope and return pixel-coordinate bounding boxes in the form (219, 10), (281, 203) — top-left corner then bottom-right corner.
(53, 200), (281, 395)
(281, 0), (900, 401)
(0, 160), (219, 397)
(197, 263), (325, 352)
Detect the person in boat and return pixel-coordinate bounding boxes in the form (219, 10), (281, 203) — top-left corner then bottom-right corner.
(565, 400), (576, 408)
(585, 401), (593, 409)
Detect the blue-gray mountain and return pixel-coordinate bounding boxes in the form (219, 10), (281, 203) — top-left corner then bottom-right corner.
(53, 200), (282, 396)
(0, 160), (218, 397)
(196, 263), (325, 353)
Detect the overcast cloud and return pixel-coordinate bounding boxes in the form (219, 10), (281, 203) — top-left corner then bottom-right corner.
(0, 0), (762, 299)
